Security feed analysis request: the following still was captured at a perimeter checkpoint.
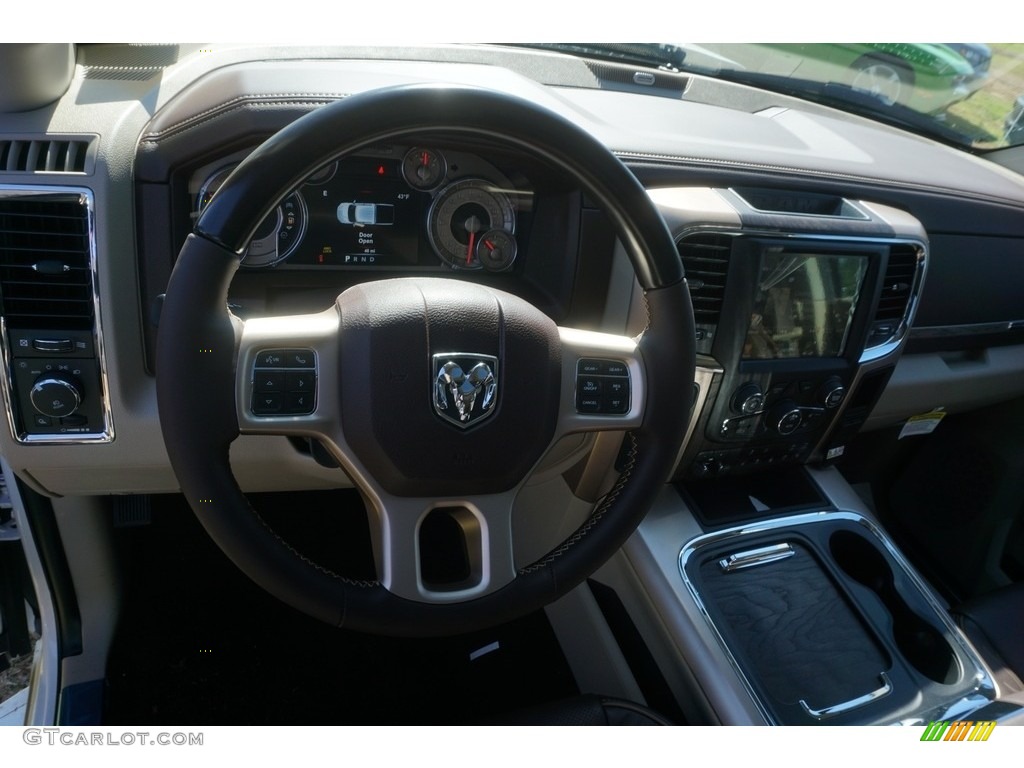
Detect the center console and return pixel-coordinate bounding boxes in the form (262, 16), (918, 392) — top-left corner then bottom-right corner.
(558, 187), (1024, 726)
(648, 187), (925, 481)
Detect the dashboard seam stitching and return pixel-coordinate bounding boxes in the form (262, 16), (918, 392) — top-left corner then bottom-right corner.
(616, 151), (1024, 208)
(141, 94), (349, 142)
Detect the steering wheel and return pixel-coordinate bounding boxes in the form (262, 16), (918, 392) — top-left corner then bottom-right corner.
(156, 84), (695, 637)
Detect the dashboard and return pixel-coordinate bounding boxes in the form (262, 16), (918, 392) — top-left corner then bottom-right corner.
(3, 42), (1024, 730)
(0, 44), (1021, 497)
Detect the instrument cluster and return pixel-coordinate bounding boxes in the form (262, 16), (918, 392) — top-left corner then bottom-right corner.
(192, 145), (532, 272)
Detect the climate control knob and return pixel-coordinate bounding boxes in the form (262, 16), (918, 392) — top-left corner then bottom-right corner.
(768, 400), (803, 436)
(731, 382), (765, 415)
(30, 374), (83, 418)
(820, 376), (846, 409)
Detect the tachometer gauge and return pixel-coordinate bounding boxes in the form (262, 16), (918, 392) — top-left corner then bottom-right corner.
(196, 165), (308, 268)
(427, 179), (515, 270)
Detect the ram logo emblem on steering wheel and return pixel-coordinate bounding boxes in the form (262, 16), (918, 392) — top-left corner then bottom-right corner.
(432, 353), (497, 428)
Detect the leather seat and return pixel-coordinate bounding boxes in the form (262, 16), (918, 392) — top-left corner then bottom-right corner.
(495, 694), (674, 725)
(953, 582), (1024, 692)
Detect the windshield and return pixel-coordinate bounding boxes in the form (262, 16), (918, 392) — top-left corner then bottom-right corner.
(527, 43), (1024, 151)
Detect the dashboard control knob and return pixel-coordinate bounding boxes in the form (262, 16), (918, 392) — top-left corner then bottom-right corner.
(820, 376), (846, 409)
(30, 374), (83, 418)
(731, 382), (765, 415)
(768, 400), (802, 436)
(693, 457), (722, 478)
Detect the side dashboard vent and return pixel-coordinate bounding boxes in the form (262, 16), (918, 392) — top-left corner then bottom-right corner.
(866, 243), (922, 348)
(0, 194), (94, 331)
(0, 137), (94, 174)
(678, 232), (732, 354)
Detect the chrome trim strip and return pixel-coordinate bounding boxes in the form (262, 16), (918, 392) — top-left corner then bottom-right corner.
(1, 457), (60, 725)
(910, 320), (1024, 340)
(722, 187), (872, 221)
(799, 672), (892, 720)
(0, 185), (114, 444)
(672, 363), (721, 474)
(718, 542), (794, 572)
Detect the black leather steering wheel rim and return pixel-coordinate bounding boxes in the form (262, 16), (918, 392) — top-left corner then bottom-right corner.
(156, 84), (695, 637)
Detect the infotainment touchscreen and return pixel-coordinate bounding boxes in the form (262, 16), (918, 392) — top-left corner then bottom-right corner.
(743, 250), (868, 359)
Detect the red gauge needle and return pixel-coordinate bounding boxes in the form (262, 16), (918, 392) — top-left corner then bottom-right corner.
(483, 239), (495, 252)
(467, 229), (476, 266)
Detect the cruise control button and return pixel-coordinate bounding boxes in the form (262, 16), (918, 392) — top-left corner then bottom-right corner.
(578, 377), (602, 395)
(576, 395), (602, 413)
(605, 395), (629, 413)
(606, 379), (628, 397)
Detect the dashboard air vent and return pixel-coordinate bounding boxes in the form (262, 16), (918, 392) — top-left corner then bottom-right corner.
(866, 243), (921, 348)
(0, 194), (94, 330)
(0, 138), (93, 174)
(678, 232), (732, 354)
(875, 245), (919, 321)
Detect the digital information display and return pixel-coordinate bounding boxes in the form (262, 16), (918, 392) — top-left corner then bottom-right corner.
(299, 158), (430, 268)
(743, 251), (868, 359)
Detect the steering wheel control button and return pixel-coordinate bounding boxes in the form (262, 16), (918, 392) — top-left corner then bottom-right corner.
(285, 392), (314, 414)
(602, 361), (629, 377)
(255, 351), (286, 367)
(286, 372), (315, 392)
(575, 358), (631, 415)
(286, 351), (315, 368)
(254, 372), (285, 392)
(251, 349), (317, 416)
(253, 393), (283, 414)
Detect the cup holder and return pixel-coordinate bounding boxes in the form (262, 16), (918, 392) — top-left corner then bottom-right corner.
(830, 530), (959, 685)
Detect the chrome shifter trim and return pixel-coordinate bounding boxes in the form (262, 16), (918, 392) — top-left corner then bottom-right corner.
(718, 542), (794, 572)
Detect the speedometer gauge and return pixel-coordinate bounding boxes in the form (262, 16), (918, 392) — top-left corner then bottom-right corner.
(427, 179), (515, 270)
(196, 165), (308, 268)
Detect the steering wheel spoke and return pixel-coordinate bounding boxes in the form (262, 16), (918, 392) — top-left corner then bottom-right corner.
(368, 489), (518, 603)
